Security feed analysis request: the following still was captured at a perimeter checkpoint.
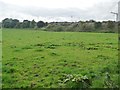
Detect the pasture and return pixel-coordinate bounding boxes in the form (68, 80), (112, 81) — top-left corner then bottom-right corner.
(2, 29), (118, 88)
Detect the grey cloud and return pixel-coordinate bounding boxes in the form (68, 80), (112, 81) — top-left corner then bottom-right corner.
(0, 0), (119, 21)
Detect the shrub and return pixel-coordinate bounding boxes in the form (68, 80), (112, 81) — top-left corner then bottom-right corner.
(59, 74), (92, 88)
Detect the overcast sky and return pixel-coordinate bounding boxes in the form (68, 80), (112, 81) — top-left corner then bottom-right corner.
(0, 0), (119, 22)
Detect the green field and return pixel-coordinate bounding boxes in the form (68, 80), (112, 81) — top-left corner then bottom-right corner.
(2, 29), (119, 88)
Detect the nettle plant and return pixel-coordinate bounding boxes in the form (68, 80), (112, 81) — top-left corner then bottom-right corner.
(58, 74), (92, 88)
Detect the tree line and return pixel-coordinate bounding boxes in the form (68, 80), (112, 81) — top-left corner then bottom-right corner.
(1, 18), (118, 33)
(46, 20), (118, 33)
(2, 18), (47, 29)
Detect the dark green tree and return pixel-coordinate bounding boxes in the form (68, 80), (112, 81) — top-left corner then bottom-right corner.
(2, 18), (19, 28)
(37, 21), (45, 28)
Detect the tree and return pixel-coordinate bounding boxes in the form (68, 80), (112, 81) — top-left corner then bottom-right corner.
(94, 22), (102, 29)
(81, 22), (94, 32)
(2, 18), (11, 28)
(11, 19), (19, 28)
(22, 20), (30, 28)
(15, 22), (22, 28)
(37, 21), (45, 28)
(107, 21), (115, 29)
(30, 20), (36, 28)
(2, 18), (19, 28)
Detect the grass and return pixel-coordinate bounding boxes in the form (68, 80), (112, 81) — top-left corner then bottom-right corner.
(2, 29), (118, 88)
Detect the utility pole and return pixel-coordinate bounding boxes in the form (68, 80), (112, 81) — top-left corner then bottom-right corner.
(118, 1), (120, 21)
(110, 1), (120, 22)
(111, 12), (118, 22)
